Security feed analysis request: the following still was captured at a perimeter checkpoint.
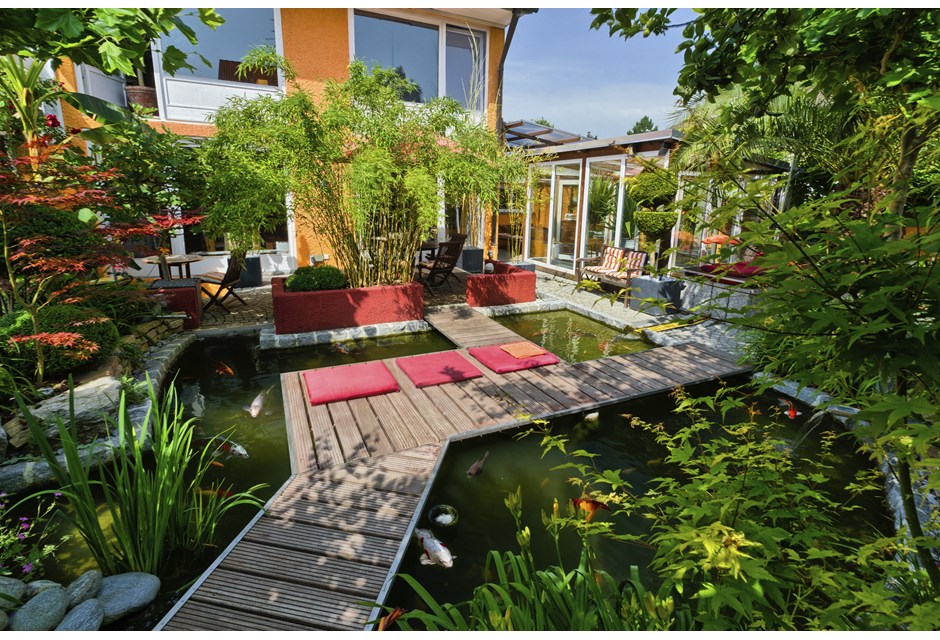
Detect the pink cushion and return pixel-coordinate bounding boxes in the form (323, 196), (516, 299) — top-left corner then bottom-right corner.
(395, 351), (483, 388)
(468, 344), (559, 374)
(302, 360), (399, 405)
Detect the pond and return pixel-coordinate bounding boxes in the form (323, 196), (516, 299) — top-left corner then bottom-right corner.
(492, 310), (651, 362)
(382, 383), (893, 613)
(33, 329), (455, 630)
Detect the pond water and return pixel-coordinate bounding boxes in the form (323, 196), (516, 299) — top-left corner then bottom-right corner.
(32, 329), (454, 629)
(492, 310), (652, 362)
(383, 383), (893, 613)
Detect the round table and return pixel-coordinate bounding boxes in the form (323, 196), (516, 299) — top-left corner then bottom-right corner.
(141, 254), (203, 280)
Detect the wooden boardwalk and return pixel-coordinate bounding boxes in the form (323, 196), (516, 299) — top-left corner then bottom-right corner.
(159, 445), (441, 631)
(423, 305), (524, 348)
(159, 331), (750, 631)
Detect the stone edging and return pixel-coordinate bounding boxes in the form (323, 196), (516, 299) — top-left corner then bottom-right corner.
(259, 320), (431, 350)
(0, 334), (195, 496)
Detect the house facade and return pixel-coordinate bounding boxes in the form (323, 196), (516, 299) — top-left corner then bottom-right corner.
(54, 8), (513, 279)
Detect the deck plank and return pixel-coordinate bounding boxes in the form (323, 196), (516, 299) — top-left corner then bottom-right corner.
(282, 372), (316, 474)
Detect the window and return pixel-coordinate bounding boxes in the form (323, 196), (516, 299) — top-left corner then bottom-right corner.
(354, 12), (438, 103)
(446, 27), (486, 110)
(353, 12), (487, 109)
(162, 9), (277, 86)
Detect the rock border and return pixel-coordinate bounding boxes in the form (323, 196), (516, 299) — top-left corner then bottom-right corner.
(0, 334), (195, 495)
(259, 319), (432, 350)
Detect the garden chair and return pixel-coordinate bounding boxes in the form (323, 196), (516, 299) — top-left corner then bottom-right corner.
(416, 240), (464, 292)
(200, 258), (248, 312)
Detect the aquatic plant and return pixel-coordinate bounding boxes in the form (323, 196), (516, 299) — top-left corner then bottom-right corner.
(378, 485), (685, 631)
(18, 378), (266, 576)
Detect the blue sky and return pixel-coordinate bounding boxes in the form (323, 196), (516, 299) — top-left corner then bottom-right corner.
(503, 8), (695, 138)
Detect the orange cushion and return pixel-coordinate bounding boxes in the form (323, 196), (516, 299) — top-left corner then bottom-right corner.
(500, 341), (547, 359)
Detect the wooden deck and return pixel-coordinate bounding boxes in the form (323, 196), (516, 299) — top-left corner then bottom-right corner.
(158, 445), (441, 631)
(423, 304), (524, 348)
(159, 338), (750, 631)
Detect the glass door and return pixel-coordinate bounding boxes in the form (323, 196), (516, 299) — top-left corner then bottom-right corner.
(550, 163), (581, 270)
(582, 160), (621, 260)
(527, 167), (551, 264)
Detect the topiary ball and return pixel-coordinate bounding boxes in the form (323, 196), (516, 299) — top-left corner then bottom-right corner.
(284, 266), (348, 292)
(634, 209), (679, 239)
(0, 305), (119, 378)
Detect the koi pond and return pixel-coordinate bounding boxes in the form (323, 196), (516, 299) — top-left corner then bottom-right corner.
(41, 329), (454, 630)
(492, 310), (651, 362)
(382, 383), (893, 613)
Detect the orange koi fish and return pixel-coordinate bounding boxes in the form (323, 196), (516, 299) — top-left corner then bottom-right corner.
(572, 497), (611, 522)
(778, 398), (801, 420)
(213, 361), (235, 376)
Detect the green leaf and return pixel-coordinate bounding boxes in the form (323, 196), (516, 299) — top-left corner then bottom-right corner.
(63, 92), (133, 124)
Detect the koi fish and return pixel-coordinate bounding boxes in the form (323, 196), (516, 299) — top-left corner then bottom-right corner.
(334, 342), (350, 354)
(196, 437), (249, 459)
(778, 398), (801, 420)
(377, 607), (406, 631)
(415, 528), (453, 568)
(244, 386), (273, 418)
(432, 512), (455, 526)
(466, 451), (489, 478)
(598, 341), (610, 352)
(213, 361), (235, 376)
(572, 497), (611, 522)
(209, 460), (224, 469)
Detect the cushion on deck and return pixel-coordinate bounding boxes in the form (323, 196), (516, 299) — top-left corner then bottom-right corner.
(395, 351), (483, 388)
(469, 344), (559, 374)
(500, 341), (548, 359)
(302, 360), (399, 405)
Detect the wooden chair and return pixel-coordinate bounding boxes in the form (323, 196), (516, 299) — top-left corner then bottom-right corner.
(416, 240), (464, 292)
(200, 258), (248, 313)
(576, 245), (648, 305)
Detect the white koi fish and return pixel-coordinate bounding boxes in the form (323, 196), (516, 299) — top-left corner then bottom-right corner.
(244, 386), (273, 418)
(415, 528), (453, 568)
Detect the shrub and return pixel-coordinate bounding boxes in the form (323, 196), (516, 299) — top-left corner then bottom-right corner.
(635, 209), (679, 239)
(71, 281), (158, 335)
(0, 305), (119, 378)
(284, 266), (348, 292)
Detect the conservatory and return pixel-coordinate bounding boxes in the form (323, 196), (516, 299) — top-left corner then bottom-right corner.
(505, 126), (682, 276)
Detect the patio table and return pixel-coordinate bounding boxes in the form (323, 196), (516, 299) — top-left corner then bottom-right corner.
(141, 254), (203, 280)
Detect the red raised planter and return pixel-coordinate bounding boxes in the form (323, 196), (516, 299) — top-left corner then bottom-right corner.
(466, 261), (536, 307)
(272, 277), (424, 334)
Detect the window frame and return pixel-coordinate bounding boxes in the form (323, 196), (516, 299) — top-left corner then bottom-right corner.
(349, 9), (489, 116)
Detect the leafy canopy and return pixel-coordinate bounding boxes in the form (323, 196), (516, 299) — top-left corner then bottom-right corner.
(0, 8), (224, 76)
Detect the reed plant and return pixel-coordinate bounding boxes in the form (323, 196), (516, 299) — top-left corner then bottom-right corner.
(19, 378), (265, 576)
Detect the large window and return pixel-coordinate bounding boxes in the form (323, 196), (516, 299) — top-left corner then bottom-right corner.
(163, 9), (277, 86)
(354, 12), (438, 102)
(446, 27), (486, 110)
(354, 12), (487, 109)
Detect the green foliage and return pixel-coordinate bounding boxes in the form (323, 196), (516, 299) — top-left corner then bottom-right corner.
(531, 117), (554, 129)
(18, 379), (266, 576)
(626, 165), (677, 209)
(387, 485), (685, 631)
(0, 305), (118, 379)
(69, 280), (156, 336)
(634, 209), (678, 239)
(628, 115), (656, 135)
(283, 266), (347, 292)
(94, 112), (206, 225)
(0, 8), (223, 77)
(0, 493), (61, 580)
(591, 9), (940, 114)
(200, 91), (303, 258)
(587, 177), (617, 227)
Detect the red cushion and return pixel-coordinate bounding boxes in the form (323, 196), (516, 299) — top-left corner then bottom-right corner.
(468, 344), (559, 374)
(395, 351), (483, 388)
(302, 360), (399, 406)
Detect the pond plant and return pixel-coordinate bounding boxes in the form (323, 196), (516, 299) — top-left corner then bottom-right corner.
(387, 389), (935, 630)
(18, 379), (266, 577)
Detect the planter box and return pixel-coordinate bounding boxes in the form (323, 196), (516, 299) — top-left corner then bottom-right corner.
(457, 246), (484, 273)
(466, 261), (536, 307)
(272, 278), (424, 334)
(149, 279), (202, 329)
(629, 275), (683, 316)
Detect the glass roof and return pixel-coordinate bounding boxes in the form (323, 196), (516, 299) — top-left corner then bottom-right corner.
(503, 119), (591, 148)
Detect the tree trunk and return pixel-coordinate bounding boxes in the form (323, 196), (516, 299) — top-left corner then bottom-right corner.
(896, 456), (940, 593)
